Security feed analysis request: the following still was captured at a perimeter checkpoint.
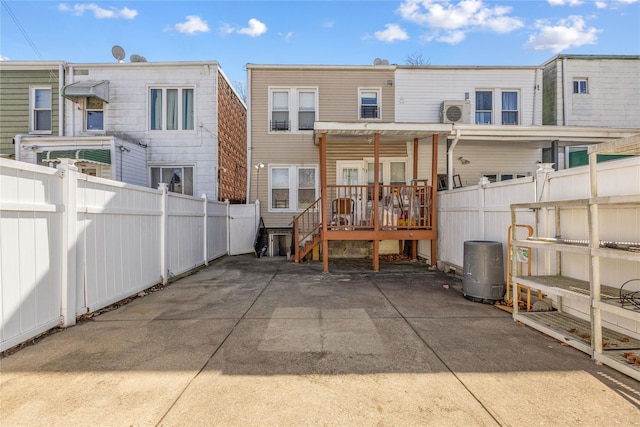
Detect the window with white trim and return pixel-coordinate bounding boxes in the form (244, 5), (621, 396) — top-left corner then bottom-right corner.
(475, 89), (520, 125)
(150, 166), (194, 195)
(269, 87), (318, 133)
(573, 79), (588, 94)
(149, 87), (194, 131)
(85, 97), (104, 131)
(359, 88), (380, 120)
(501, 91), (519, 125)
(31, 86), (52, 133)
(269, 165), (318, 211)
(365, 158), (407, 200)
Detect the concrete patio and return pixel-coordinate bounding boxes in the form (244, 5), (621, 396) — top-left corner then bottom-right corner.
(1, 254), (638, 426)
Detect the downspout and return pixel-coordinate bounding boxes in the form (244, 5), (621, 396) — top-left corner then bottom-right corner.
(447, 128), (461, 190)
(58, 63), (64, 136)
(68, 65), (75, 137)
(13, 134), (30, 161)
(245, 67), (252, 204)
(532, 68), (542, 125)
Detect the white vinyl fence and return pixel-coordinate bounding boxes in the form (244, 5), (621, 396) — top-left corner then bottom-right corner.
(434, 156), (640, 336)
(0, 158), (258, 352)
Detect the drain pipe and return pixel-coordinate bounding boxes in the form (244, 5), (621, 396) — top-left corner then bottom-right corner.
(58, 63), (64, 136)
(447, 128), (461, 190)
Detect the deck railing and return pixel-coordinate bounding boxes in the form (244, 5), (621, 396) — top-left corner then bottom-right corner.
(325, 183), (432, 230)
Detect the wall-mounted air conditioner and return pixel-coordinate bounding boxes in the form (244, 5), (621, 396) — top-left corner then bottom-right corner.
(440, 100), (470, 124)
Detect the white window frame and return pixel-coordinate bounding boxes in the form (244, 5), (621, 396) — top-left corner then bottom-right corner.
(149, 165), (195, 195)
(363, 157), (408, 185)
(268, 164), (319, 212)
(85, 97), (104, 131)
(30, 86), (52, 134)
(573, 78), (588, 94)
(475, 89), (521, 125)
(148, 86), (195, 131)
(500, 90), (519, 125)
(358, 88), (381, 120)
(268, 87), (318, 134)
(482, 172), (529, 183)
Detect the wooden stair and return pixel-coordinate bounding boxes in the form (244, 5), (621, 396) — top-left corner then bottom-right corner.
(295, 233), (322, 262)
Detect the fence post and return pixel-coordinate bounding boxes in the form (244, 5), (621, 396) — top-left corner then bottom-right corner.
(478, 177), (489, 240)
(225, 199), (231, 255)
(58, 159), (78, 327)
(159, 183), (168, 285)
(202, 194), (208, 266)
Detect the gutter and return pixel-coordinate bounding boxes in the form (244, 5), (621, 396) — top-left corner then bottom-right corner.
(447, 128), (461, 190)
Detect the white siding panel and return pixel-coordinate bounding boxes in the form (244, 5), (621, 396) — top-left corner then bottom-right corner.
(396, 67), (541, 125)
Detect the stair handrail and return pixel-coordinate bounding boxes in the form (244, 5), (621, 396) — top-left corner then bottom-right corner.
(290, 197), (323, 261)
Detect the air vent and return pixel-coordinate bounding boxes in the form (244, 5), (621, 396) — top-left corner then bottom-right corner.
(441, 100), (470, 124)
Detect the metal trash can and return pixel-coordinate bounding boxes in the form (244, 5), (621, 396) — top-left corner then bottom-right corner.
(462, 240), (505, 302)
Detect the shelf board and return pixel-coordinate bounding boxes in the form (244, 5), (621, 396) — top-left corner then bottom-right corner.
(511, 239), (590, 254)
(593, 299), (640, 321)
(593, 350), (640, 382)
(515, 311), (640, 354)
(512, 275), (591, 299)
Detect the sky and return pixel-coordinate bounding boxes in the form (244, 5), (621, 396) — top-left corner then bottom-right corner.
(1, 0), (639, 87)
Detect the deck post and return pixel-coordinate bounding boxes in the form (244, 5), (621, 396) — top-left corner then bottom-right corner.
(430, 133), (438, 267)
(372, 132), (381, 271)
(321, 132), (329, 272)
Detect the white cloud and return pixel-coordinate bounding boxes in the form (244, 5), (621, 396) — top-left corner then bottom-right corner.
(219, 18), (267, 37)
(58, 3), (137, 19)
(237, 18), (267, 37)
(397, 0), (523, 44)
(548, 0), (584, 6)
(280, 31), (294, 42)
(437, 30), (466, 44)
(171, 16), (210, 34)
(526, 16), (600, 53)
(595, 1), (608, 7)
(374, 24), (409, 42)
(398, 0), (523, 31)
(0, 55), (9, 61)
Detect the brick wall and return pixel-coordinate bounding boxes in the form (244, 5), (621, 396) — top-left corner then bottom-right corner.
(217, 74), (247, 203)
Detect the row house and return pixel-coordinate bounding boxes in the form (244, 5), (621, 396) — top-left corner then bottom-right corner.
(247, 57), (639, 270)
(0, 60), (247, 202)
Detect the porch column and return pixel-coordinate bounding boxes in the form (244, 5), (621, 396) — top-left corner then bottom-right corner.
(411, 138), (419, 259)
(430, 133), (438, 267)
(321, 132), (329, 273)
(372, 132), (380, 272)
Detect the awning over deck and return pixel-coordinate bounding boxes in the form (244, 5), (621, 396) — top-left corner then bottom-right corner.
(40, 149), (111, 166)
(62, 80), (110, 103)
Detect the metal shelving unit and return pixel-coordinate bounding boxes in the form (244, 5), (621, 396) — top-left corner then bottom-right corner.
(509, 135), (640, 381)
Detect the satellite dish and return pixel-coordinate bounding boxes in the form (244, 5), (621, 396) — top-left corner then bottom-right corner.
(111, 45), (125, 62)
(130, 54), (147, 63)
(373, 58), (382, 65)
(381, 59), (389, 65)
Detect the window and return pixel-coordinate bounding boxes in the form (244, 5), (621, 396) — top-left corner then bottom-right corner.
(150, 166), (194, 195)
(271, 91), (289, 131)
(476, 89), (520, 125)
(269, 88), (318, 132)
(359, 89), (380, 119)
(475, 91), (492, 124)
(85, 97), (104, 131)
(573, 79), (588, 94)
(482, 172), (529, 183)
(298, 91), (315, 131)
(365, 158), (407, 199)
(501, 91), (519, 125)
(269, 165), (318, 211)
(149, 87), (194, 131)
(31, 87), (52, 133)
